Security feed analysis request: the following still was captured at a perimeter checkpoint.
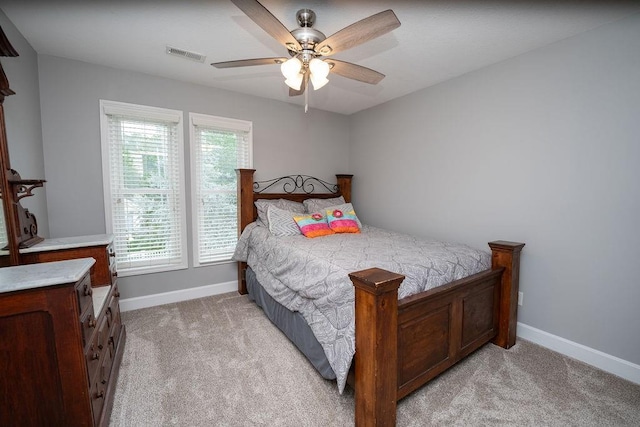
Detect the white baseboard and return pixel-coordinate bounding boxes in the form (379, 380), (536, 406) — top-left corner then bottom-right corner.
(517, 322), (640, 385)
(119, 280), (237, 312)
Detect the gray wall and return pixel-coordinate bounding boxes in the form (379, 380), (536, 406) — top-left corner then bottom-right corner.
(37, 55), (350, 299)
(350, 14), (640, 365)
(4, 8), (638, 368)
(0, 11), (48, 237)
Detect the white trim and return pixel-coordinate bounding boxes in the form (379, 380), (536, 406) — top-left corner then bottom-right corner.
(101, 99), (182, 123)
(119, 280), (237, 312)
(117, 263), (189, 277)
(190, 112), (252, 132)
(188, 112), (253, 267)
(517, 322), (640, 385)
(99, 100), (189, 274)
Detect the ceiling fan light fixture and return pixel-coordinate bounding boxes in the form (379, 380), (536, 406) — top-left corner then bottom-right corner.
(309, 58), (330, 79)
(309, 58), (330, 90)
(281, 57), (302, 79)
(284, 73), (303, 90)
(310, 73), (329, 90)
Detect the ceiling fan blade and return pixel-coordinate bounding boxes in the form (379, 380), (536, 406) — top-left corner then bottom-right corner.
(289, 71), (308, 96)
(315, 10), (400, 56)
(231, 0), (301, 51)
(211, 57), (288, 68)
(327, 59), (385, 85)
(289, 85), (304, 96)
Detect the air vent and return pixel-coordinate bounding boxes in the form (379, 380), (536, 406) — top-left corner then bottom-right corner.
(166, 46), (206, 63)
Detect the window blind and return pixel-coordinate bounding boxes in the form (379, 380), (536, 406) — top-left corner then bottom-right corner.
(101, 101), (187, 274)
(190, 113), (252, 264)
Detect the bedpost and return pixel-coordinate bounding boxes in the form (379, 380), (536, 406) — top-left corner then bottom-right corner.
(336, 174), (353, 203)
(349, 268), (405, 427)
(488, 241), (525, 349)
(236, 168), (256, 295)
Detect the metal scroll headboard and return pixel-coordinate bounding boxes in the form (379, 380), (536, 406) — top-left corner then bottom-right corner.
(253, 175), (339, 195)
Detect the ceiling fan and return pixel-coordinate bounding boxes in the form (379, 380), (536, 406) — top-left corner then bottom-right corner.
(211, 0), (401, 98)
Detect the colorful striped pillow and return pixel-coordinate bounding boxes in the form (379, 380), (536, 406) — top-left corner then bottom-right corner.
(326, 207), (361, 234)
(293, 212), (335, 238)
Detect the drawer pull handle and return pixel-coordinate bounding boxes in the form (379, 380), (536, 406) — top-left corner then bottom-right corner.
(114, 291), (120, 298)
(95, 390), (105, 399)
(92, 352), (100, 360)
(84, 285), (93, 296)
(109, 252), (116, 257)
(112, 271), (118, 278)
(98, 342), (104, 350)
(88, 317), (97, 328)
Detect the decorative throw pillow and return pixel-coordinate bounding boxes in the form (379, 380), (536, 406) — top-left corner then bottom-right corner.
(303, 196), (345, 214)
(293, 212), (335, 238)
(255, 199), (305, 228)
(324, 203), (362, 228)
(266, 205), (302, 236)
(326, 207), (360, 234)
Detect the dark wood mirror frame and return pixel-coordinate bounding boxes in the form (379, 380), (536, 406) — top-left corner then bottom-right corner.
(0, 26), (45, 266)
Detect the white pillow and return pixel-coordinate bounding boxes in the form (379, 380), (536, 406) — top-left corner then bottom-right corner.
(255, 199), (305, 228)
(266, 205), (303, 236)
(303, 196), (346, 214)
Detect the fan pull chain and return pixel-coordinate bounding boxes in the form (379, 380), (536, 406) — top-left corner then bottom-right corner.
(305, 86), (309, 113)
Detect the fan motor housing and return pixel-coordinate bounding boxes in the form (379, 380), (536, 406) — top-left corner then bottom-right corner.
(296, 9), (315, 27)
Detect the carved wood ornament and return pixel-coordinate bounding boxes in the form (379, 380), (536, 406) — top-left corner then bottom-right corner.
(0, 26), (45, 266)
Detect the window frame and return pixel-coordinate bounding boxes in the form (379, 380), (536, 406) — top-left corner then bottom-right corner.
(189, 112), (253, 267)
(100, 99), (188, 276)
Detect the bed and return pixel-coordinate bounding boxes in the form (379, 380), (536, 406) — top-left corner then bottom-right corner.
(234, 169), (524, 426)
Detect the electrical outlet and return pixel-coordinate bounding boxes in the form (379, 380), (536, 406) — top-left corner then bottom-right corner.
(518, 291), (524, 306)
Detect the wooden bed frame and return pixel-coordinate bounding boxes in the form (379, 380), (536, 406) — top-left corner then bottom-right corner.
(236, 169), (524, 427)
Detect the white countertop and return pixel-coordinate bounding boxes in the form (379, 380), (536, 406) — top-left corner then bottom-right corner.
(19, 234), (114, 253)
(0, 257), (96, 294)
(0, 234), (113, 256)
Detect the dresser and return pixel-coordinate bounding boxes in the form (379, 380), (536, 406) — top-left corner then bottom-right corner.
(0, 235), (125, 426)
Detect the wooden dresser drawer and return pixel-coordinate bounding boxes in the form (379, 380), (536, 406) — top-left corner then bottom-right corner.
(90, 379), (106, 427)
(99, 343), (114, 387)
(75, 273), (93, 315)
(107, 286), (122, 355)
(79, 306), (97, 348)
(85, 329), (102, 383)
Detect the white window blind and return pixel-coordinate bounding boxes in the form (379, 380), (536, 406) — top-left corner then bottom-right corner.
(190, 113), (252, 265)
(100, 100), (187, 275)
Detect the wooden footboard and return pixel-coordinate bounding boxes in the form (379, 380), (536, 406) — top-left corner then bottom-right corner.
(349, 241), (524, 427)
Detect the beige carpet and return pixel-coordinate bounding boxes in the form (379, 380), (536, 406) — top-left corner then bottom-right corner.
(109, 292), (640, 426)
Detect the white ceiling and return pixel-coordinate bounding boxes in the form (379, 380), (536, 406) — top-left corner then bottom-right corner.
(1, 1), (639, 115)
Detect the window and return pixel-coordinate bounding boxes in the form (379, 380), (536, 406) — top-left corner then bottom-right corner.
(100, 100), (187, 275)
(189, 113), (252, 265)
